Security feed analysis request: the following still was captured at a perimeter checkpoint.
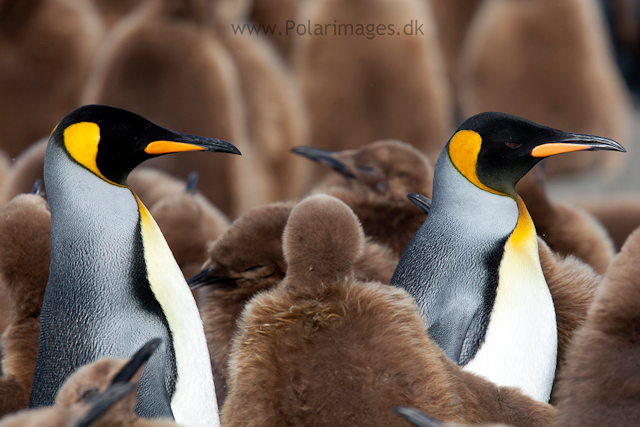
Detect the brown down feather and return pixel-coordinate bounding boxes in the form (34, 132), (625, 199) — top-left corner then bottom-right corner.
(294, 0), (452, 171)
(576, 195), (640, 251)
(553, 225), (640, 426)
(298, 139), (434, 257)
(0, 0), (103, 158)
(0, 193), (51, 412)
(221, 194), (554, 427)
(457, 0), (632, 176)
(196, 199), (397, 407)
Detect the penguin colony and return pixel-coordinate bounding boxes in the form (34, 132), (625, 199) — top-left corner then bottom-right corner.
(0, 1), (640, 426)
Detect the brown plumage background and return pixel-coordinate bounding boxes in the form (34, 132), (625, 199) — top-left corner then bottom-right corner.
(1, 0), (640, 425)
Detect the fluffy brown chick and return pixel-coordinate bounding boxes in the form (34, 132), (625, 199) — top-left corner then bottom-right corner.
(249, 0), (299, 60)
(150, 172), (230, 280)
(2, 139), (47, 204)
(0, 191), (51, 411)
(576, 195), (640, 251)
(190, 200), (397, 407)
(457, 0), (631, 176)
(212, 0), (312, 201)
(221, 194), (554, 427)
(517, 164), (616, 275)
(90, 0), (142, 29)
(292, 140), (434, 256)
(0, 339), (176, 427)
(294, 0), (453, 166)
(0, 0), (103, 158)
(553, 225), (640, 426)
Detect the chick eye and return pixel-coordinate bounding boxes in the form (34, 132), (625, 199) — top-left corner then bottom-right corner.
(80, 387), (99, 401)
(243, 265), (263, 273)
(505, 142), (522, 149)
(358, 164), (376, 174)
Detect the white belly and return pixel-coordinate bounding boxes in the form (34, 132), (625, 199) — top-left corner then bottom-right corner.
(463, 239), (557, 403)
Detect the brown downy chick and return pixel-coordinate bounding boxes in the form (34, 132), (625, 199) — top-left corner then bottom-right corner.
(150, 172), (230, 280)
(553, 225), (640, 426)
(89, 0), (142, 29)
(0, 383), (135, 427)
(221, 194), (554, 427)
(55, 338), (177, 426)
(249, 0), (299, 60)
(0, 188), (51, 411)
(394, 406), (511, 427)
(190, 200), (397, 406)
(516, 164), (616, 275)
(0, 339), (176, 427)
(292, 139), (434, 256)
(0, 0), (103, 158)
(575, 195), (640, 251)
(81, 0), (267, 216)
(429, 0), (484, 102)
(294, 0), (453, 166)
(212, 0), (311, 200)
(457, 0), (632, 176)
(2, 139), (47, 205)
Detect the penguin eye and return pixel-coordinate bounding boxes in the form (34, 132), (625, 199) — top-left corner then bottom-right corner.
(243, 265), (263, 273)
(505, 142), (522, 149)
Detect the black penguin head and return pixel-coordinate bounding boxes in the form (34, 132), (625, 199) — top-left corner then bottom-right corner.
(49, 105), (240, 186)
(446, 112), (625, 197)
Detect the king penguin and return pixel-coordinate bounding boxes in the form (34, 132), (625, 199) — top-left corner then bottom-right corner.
(28, 104), (240, 427)
(390, 112), (625, 403)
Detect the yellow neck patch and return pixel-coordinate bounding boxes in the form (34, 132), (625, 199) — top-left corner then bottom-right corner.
(63, 122), (120, 186)
(508, 196), (537, 251)
(448, 130), (505, 196)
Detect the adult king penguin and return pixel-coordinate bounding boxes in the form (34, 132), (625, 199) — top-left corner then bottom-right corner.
(390, 112), (624, 403)
(29, 105), (239, 427)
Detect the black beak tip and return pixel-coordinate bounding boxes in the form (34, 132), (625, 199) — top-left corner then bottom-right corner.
(406, 192), (432, 215)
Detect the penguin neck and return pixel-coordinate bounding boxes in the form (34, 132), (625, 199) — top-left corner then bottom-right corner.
(463, 192), (558, 403)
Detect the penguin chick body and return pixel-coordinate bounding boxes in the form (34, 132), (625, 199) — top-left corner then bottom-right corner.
(2, 139), (47, 204)
(292, 139), (434, 256)
(221, 194), (554, 427)
(189, 200), (397, 406)
(553, 225), (640, 426)
(576, 195), (640, 251)
(391, 112), (624, 402)
(0, 192), (51, 408)
(457, 0), (631, 176)
(29, 105), (238, 426)
(516, 164), (615, 275)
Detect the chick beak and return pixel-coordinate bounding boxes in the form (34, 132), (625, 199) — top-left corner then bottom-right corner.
(110, 338), (162, 385)
(531, 132), (625, 158)
(291, 146), (356, 179)
(74, 383), (136, 427)
(406, 193), (432, 215)
(145, 133), (241, 156)
(187, 267), (235, 290)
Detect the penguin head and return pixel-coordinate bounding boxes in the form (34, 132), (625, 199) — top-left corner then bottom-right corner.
(447, 112), (625, 197)
(291, 139), (434, 201)
(49, 105), (240, 186)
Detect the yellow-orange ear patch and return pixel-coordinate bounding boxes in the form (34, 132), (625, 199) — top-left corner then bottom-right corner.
(63, 122), (108, 181)
(448, 130), (505, 196)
